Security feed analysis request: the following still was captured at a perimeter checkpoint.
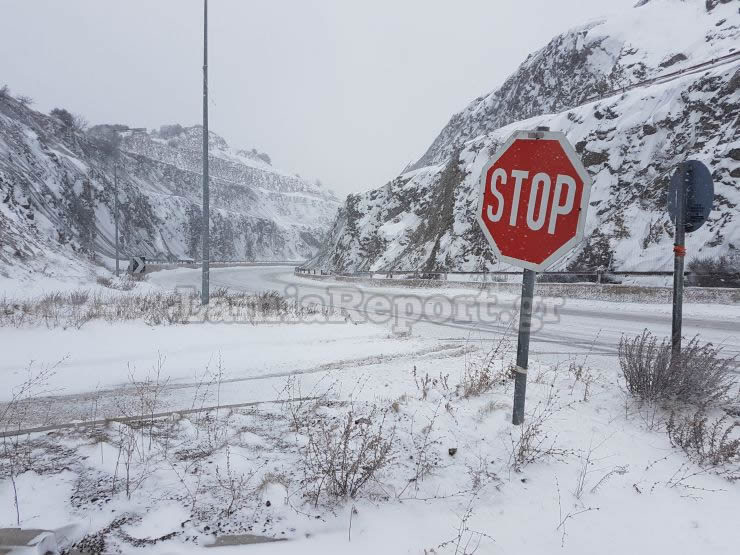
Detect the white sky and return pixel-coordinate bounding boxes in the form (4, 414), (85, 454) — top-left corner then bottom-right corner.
(0, 0), (637, 196)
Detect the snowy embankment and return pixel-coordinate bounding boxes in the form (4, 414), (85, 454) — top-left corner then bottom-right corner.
(312, 0), (740, 274)
(0, 267), (738, 553)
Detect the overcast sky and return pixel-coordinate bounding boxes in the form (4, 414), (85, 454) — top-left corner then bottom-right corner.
(1, 0), (637, 196)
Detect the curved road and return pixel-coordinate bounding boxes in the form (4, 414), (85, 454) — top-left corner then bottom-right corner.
(151, 265), (740, 364)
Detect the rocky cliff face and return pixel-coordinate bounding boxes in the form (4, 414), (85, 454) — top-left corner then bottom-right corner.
(312, 0), (740, 273)
(0, 96), (340, 280)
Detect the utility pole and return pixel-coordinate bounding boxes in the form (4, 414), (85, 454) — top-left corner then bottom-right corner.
(201, 0), (210, 305)
(671, 165), (688, 360)
(114, 162), (120, 277)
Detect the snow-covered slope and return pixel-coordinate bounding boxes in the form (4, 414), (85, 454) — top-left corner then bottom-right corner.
(0, 96), (340, 282)
(312, 0), (740, 272)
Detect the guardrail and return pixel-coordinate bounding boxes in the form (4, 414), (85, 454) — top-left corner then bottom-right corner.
(294, 267), (740, 287)
(578, 50), (740, 107)
(141, 260), (305, 273)
(148, 260), (304, 266)
(294, 267), (333, 276)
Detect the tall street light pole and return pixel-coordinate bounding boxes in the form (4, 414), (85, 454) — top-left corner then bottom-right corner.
(114, 162), (120, 277)
(201, 0), (210, 305)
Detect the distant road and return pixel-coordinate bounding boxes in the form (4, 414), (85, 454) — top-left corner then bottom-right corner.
(150, 265), (740, 363)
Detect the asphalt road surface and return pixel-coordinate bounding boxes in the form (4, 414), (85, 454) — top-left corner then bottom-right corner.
(151, 265), (740, 364)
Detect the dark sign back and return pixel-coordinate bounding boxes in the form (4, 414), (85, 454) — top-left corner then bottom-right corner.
(668, 160), (713, 233)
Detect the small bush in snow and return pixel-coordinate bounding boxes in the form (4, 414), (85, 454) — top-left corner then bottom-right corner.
(666, 409), (740, 468)
(687, 255), (740, 288)
(214, 446), (259, 516)
(413, 365), (450, 400)
(301, 405), (395, 502)
(50, 107), (87, 131)
(1, 358), (64, 525)
(96, 276), (114, 288)
(459, 337), (513, 398)
(158, 123), (184, 139)
(508, 391), (568, 472)
(618, 330), (735, 406)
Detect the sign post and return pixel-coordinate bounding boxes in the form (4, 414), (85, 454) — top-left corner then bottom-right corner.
(668, 160), (713, 358)
(476, 127), (592, 425)
(201, 0), (210, 306)
(513, 268), (536, 425)
(671, 170), (686, 360)
(114, 162), (120, 277)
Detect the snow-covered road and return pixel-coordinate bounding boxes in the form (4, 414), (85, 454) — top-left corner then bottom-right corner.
(151, 265), (740, 363)
(3, 265), (737, 427)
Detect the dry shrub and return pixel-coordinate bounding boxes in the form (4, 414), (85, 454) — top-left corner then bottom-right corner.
(110, 357), (170, 499)
(1, 358), (64, 525)
(666, 409), (740, 468)
(97, 275), (139, 290)
(280, 375), (335, 433)
(568, 361), (596, 401)
(301, 405), (395, 502)
(687, 255), (740, 288)
(413, 366), (450, 400)
(403, 402), (443, 497)
(619, 330), (735, 406)
(214, 446), (259, 516)
(0, 289), (315, 328)
(508, 390), (568, 472)
(460, 337), (512, 398)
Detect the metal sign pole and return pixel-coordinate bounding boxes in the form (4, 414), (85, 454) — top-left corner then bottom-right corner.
(114, 162), (120, 277)
(671, 163), (688, 359)
(511, 124), (551, 426)
(513, 268), (536, 425)
(201, 0), (210, 306)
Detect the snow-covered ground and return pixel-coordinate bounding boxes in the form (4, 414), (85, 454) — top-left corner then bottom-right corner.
(1, 265), (738, 553)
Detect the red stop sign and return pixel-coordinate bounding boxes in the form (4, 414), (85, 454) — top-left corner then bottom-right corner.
(476, 130), (592, 271)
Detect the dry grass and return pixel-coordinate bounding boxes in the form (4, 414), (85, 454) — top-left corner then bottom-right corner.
(619, 330), (736, 406)
(666, 409), (740, 469)
(413, 366), (450, 400)
(0, 288), (327, 329)
(459, 336), (513, 398)
(96, 275), (139, 290)
(300, 404), (395, 503)
(508, 389), (570, 472)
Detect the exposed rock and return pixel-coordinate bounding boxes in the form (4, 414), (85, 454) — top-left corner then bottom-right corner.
(311, 0), (740, 273)
(659, 53), (688, 68)
(0, 98), (340, 276)
(582, 150), (610, 167)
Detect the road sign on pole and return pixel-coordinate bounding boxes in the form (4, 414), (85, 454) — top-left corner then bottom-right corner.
(668, 160), (714, 358)
(477, 128), (592, 424)
(668, 160), (714, 234)
(129, 256), (146, 274)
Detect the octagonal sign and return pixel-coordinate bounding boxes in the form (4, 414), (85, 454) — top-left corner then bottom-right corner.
(476, 130), (592, 272)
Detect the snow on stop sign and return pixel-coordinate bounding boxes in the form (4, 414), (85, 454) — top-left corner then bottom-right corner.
(476, 130), (592, 272)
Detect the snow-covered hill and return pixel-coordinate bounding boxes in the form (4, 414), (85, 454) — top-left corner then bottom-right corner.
(311, 0), (740, 273)
(0, 96), (340, 283)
